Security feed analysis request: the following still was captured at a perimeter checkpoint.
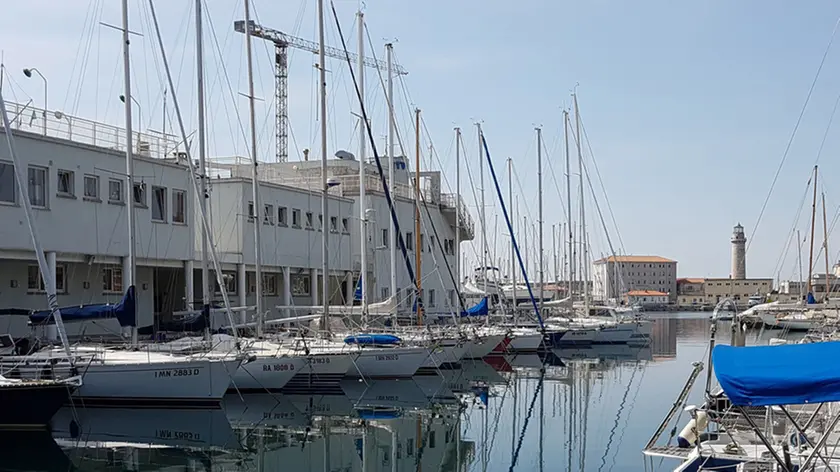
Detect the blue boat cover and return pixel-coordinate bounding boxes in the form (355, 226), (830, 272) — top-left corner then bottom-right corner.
(460, 297), (489, 317)
(354, 275), (362, 302)
(343, 333), (401, 345)
(713, 342), (840, 406)
(29, 286), (136, 327)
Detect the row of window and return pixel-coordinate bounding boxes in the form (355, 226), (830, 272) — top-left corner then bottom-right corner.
(377, 229), (456, 255)
(214, 271), (311, 297)
(27, 265), (124, 294)
(247, 201), (351, 234)
(0, 163), (187, 224)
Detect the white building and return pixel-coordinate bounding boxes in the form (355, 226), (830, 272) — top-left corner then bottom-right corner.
(591, 255), (677, 304)
(625, 290), (669, 307)
(0, 103), (474, 337)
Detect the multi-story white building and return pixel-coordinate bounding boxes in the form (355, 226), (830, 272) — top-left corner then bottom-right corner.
(591, 255), (677, 304)
(0, 103), (474, 337)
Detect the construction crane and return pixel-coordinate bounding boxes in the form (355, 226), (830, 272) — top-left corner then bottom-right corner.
(234, 19), (408, 163)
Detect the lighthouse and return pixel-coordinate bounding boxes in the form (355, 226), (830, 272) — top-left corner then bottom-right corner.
(731, 223), (746, 279)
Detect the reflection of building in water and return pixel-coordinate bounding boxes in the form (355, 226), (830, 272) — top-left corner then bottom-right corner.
(650, 318), (677, 360)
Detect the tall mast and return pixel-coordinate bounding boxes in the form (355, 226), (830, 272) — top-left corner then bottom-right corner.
(0, 97), (72, 358)
(552, 224), (557, 283)
(477, 123), (486, 296)
(508, 157), (517, 322)
(822, 192), (831, 302)
(414, 108), (422, 325)
(195, 0), (211, 339)
(806, 165), (818, 298)
(537, 127), (544, 314)
(564, 111), (574, 298)
(244, 0), (264, 336)
(357, 11), (367, 323)
(797, 229), (804, 300)
(121, 0), (138, 346)
(386, 43), (396, 308)
(573, 94), (588, 312)
(317, 0), (330, 332)
(455, 127), (461, 295)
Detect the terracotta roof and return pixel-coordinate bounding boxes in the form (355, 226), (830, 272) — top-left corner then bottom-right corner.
(626, 290), (669, 296)
(593, 255), (676, 264)
(677, 278), (705, 284)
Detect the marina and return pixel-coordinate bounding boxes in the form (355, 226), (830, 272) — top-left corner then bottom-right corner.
(4, 1), (840, 471)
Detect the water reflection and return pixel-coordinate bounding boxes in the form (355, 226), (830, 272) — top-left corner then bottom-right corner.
(7, 314), (801, 472)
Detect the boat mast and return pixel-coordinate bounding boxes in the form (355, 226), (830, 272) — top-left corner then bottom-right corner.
(386, 43), (396, 309)
(477, 122), (488, 325)
(537, 127), (544, 314)
(552, 224), (557, 283)
(508, 157), (517, 322)
(195, 0), (211, 339)
(244, 0), (264, 337)
(0, 97), (72, 358)
(357, 10), (367, 324)
(317, 0), (330, 334)
(121, 0), (138, 346)
(564, 110), (574, 300)
(414, 108), (423, 325)
(573, 94), (588, 313)
(455, 127), (461, 296)
(823, 192), (831, 302)
(806, 165), (818, 298)
(797, 229), (804, 300)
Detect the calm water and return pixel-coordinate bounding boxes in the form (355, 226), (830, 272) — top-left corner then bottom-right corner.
(5, 313), (793, 472)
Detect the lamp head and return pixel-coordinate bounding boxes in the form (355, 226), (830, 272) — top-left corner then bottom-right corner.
(22, 68), (32, 78)
(119, 95), (126, 103)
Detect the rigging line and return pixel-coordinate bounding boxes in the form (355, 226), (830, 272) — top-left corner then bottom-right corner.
(771, 178), (812, 279)
(328, 0), (424, 308)
(598, 360), (640, 472)
(578, 110), (625, 253)
(748, 14), (840, 255)
(508, 369), (546, 472)
(67, 0), (101, 114)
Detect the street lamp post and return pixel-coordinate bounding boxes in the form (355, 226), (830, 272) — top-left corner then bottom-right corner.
(119, 94), (141, 151)
(22, 68), (47, 135)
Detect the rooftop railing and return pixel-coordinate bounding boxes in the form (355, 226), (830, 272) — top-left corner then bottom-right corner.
(1, 101), (180, 160)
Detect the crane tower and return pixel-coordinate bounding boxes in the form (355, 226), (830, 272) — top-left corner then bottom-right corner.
(234, 19), (408, 163)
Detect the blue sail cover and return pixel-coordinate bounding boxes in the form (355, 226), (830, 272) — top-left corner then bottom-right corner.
(29, 286), (136, 327)
(344, 334), (401, 345)
(460, 297), (489, 317)
(713, 342), (840, 406)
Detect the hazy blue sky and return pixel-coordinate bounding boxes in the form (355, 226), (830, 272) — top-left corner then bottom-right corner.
(2, 1), (840, 280)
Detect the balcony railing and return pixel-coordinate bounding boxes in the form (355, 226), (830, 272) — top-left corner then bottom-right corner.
(1, 101), (179, 160)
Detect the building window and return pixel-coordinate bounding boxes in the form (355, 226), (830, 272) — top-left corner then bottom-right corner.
(102, 266), (124, 293)
(305, 212), (314, 229)
(0, 161), (15, 204)
(318, 214), (323, 231)
(132, 182), (146, 207)
(108, 178), (123, 203)
(330, 216), (338, 233)
(420, 234), (425, 252)
(381, 229), (389, 248)
(278, 207), (288, 226)
(341, 217), (349, 233)
(172, 189), (186, 223)
(57, 169), (75, 197)
(151, 186), (167, 222)
(264, 204), (274, 225)
(381, 287), (390, 300)
(291, 274), (311, 296)
(28, 166), (47, 208)
(430, 236), (436, 252)
(428, 289), (436, 307)
(292, 209), (301, 228)
(247, 201), (255, 221)
(263, 273), (278, 296)
(214, 271), (237, 294)
(27, 264), (66, 293)
(83, 174), (99, 200)
(406, 232), (414, 251)
(449, 290), (456, 307)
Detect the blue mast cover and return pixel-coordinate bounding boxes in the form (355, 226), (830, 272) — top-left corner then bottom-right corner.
(713, 342), (840, 406)
(29, 285), (137, 327)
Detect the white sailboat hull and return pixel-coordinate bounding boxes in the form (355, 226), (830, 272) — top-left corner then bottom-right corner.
(347, 346), (429, 378)
(464, 334), (507, 358)
(231, 355), (306, 392)
(508, 332), (544, 352)
(0, 348), (241, 406)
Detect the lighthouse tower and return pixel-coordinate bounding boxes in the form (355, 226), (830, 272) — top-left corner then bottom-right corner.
(731, 223), (746, 279)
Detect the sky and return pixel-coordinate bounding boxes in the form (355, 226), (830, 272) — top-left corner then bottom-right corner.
(2, 0), (840, 281)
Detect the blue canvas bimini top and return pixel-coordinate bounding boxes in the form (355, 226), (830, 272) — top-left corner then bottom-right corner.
(713, 341), (840, 406)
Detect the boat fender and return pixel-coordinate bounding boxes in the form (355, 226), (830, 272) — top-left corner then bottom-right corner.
(677, 410), (708, 448)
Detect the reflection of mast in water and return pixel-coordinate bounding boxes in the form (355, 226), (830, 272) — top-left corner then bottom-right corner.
(651, 317), (678, 360)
